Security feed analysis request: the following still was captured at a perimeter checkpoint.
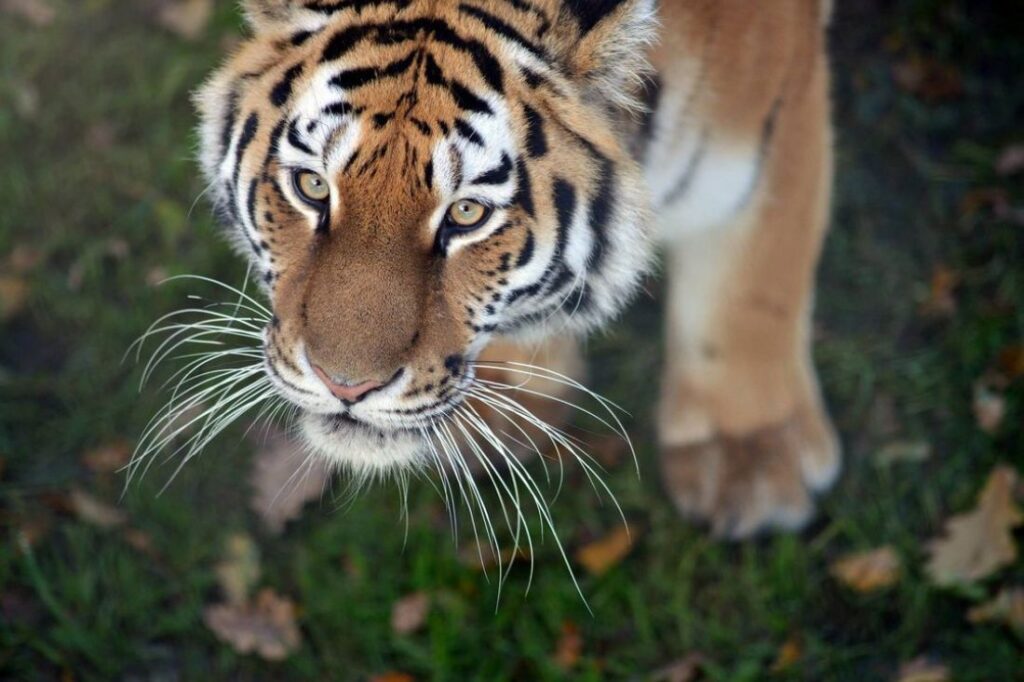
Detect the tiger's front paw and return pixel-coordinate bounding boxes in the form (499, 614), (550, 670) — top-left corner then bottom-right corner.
(659, 406), (840, 540)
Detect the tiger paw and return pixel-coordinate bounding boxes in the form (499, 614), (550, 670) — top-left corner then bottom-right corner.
(659, 406), (841, 540)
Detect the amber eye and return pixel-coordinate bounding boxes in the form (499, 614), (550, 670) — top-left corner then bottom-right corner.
(446, 200), (490, 229)
(293, 170), (330, 206)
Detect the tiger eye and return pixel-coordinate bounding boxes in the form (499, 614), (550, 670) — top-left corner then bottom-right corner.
(294, 170), (330, 204)
(447, 200), (489, 228)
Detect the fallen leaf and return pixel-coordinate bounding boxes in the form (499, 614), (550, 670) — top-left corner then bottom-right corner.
(650, 653), (704, 682)
(248, 426), (330, 534)
(369, 674), (416, 682)
(7, 245), (43, 274)
(0, 276), (29, 320)
(215, 533), (261, 606)
(892, 55), (963, 101)
(959, 187), (1010, 220)
(575, 525), (637, 577)
(583, 434), (629, 469)
(203, 588), (301, 661)
(0, 0), (55, 26)
(996, 144), (1024, 176)
(918, 266), (958, 318)
(972, 381), (1006, 434)
(874, 441), (932, 467)
(69, 489), (127, 528)
(996, 344), (1024, 381)
(156, 0), (212, 41)
(967, 586), (1024, 634)
(895, 657), (950, 682)
(81, 441), (131, 473)
(830, 546), (902, 593)
(926, 465), (1023, 587)
(457, 540), (531, 571)
(390, 592), (430, 635)
(122, 528), (161, 560)
(553, 621), (583, 670)
(771, 635), (803, 673)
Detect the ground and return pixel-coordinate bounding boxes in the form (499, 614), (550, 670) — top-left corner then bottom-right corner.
(1, 1), (1022, 680)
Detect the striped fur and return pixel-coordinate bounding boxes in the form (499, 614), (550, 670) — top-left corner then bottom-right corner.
(195, 0), (840, 538)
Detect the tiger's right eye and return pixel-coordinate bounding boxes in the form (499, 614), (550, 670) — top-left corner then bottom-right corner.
(293, 170), (330, 207)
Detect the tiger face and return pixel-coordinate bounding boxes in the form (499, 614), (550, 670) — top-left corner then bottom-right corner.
(196, 0), (656, 472)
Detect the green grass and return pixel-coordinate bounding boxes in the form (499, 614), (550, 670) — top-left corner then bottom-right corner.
(1, 1), (1022, 680)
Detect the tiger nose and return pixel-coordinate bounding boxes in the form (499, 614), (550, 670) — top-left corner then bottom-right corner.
(311, 364), (383, 403)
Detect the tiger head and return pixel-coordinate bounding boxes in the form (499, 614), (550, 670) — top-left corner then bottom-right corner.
(195, 0), (657, 473)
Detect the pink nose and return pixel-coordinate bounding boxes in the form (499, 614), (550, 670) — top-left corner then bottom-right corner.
(312, 365), (383, 403)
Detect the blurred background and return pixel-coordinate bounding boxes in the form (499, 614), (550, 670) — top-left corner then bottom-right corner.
(1, 0), (1022, 680)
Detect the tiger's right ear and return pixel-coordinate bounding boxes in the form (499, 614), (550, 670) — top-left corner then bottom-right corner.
(240, 0), (302, 33)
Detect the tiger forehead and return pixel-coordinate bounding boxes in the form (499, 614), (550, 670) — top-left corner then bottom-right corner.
(258, 2), (555, 114)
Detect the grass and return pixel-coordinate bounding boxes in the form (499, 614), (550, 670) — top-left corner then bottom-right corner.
(1, 0), (1022, 680)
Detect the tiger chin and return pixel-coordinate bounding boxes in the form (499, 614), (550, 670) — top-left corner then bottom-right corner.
(191, 0), (841, 539)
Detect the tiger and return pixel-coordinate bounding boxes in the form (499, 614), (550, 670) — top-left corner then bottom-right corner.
(193, 0), (840, 539)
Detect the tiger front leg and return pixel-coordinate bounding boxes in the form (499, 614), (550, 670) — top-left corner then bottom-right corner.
(657, 78), (840, 540)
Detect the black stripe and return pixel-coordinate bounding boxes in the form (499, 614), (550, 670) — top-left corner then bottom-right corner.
(320, 19), (505, 93)
(271, 63), (304, 107)
(732, 96), (783, 213)
(458, 3), (548, 61)
(305, 0), (412, 14)
(513, 157), (535, 218)
(472, 153), (513, 186)
(516, 229), (535, 268)
(448, 79), (493, 115)
(521, 103), (548, 158)
(563, 0), (629, 34)
(454, 119), (485, 147)
(664, 128), (709, 205)
(287, 118), (315, 155)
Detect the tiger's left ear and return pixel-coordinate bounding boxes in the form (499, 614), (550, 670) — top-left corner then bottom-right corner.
(548, 0), (659, 110)
(240, 0), (301, 33)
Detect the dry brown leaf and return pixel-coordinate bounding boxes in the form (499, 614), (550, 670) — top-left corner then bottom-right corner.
(369, 674), (416, 682)
(967, 586), (1024, 634)
(895, 657), (950, 682)
(996, 344), (1024, 381)
(996, 144), (1024, 177)
(830, 546), (902, 593)
(875, 441), (932, 467)
(926, 465), (1023, 587)
(0, 276), (29, 321)
(918, 266), (958, 318)
(771, 635), (803, 673)
(81, 441), (131, 473)
(457, 540), (531, 571)
(7, 245), (43, 274)
(0, 0), (55, 26)
(390, 592), (430, 635)
(575, 525), (637, 576)
(248, 426), (330, 534)
(203, 588), (301, 661)
(215, 533), (261, 606)
(553, 621), (583, 670)
(892, 55), (963, 101)
(972, 381), (1006, 434)
(122, 528), (160, 560)
(156, 0), (213, 41)
(650, 653), (704, 682)
(69, 489), (127, 528)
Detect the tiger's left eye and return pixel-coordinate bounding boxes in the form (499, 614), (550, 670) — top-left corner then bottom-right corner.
(446, 200), (490, 229)
(293, 170), (330, 206)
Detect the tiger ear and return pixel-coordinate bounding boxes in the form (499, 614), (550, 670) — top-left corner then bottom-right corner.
(240, 0), (301, 32)
(549, 0), (659, 110)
